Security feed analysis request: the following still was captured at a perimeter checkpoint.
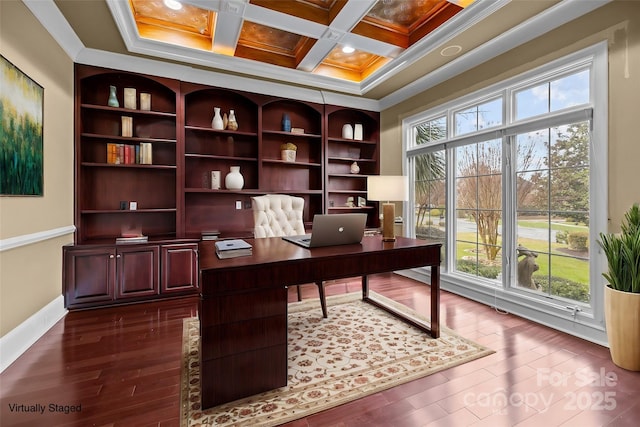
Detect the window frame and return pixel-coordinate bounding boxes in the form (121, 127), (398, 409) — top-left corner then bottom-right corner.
(401, 42), (608, 344)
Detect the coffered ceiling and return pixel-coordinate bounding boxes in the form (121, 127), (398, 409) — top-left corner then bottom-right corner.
(123, 0), (473, 82)
(42, 0), (610, 104)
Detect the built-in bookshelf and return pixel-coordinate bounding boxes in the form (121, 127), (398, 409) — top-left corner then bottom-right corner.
(69, 64), (380, 309)
(325, 105), (380, 228)
(181, 82), (262, 237)
(260, 99), (324, 229)
(75, 65), (180, 244)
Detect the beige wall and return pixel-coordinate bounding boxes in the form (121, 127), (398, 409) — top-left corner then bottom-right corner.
(0, 0), (74, 336)
(380, 0), (640, 230)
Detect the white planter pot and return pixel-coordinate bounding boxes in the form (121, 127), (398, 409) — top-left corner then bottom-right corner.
(281, 150), (296, 162)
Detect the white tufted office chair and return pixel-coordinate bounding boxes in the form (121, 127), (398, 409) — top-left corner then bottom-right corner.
(251, 194), (328, 317)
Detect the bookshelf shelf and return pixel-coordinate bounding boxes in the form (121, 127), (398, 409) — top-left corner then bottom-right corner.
(328, 173), (368, 178)
(328, 189), (368, 194)
(81, 103), (177, 118)
(328, 206), (375, 210)
(81, 162), (177, 170)
(81, 208), (177, 214)
(261, 159), (322, 167)
(81, 133), (176, 144)
(262, 129), (322, 139)
(327, 137), (377, 145)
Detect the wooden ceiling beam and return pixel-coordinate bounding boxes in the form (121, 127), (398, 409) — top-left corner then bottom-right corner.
(249, 0), (332, 26)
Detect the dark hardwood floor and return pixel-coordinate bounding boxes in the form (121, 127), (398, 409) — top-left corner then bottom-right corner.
(2, 273), (639, 426)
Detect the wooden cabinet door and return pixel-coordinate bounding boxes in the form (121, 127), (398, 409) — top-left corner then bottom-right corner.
(116, 245), (160, 299)
(63, 246), (116, 308)
(161, 243), (198, 293)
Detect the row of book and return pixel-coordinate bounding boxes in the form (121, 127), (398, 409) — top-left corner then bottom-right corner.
(215, 239), (252, 259)
(107, 142), (153, 165)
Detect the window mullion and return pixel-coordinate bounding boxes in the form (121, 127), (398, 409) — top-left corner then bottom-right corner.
(502, 136), (516, 290)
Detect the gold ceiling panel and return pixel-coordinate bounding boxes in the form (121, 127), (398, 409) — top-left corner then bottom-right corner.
(235, 21), (316, 69)
(316, 45), (390, 82)
(130, 0), (214, 37)
(352, 0), (465, 48)
(130, 0), (215, 51)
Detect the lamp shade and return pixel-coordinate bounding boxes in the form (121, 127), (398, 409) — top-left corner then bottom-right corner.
(367, 175), (409, 202)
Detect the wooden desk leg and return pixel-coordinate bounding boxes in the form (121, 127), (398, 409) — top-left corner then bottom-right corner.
(430, 264), (440, 338)
(362, 275), (369, 299)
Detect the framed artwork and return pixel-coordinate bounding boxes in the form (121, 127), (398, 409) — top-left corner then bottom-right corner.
(1, 55), (44, 196)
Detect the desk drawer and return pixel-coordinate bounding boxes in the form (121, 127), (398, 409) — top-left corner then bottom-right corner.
(201, 344), (287, 408)
(200, 287), (286, 324)
(201, 314), (287, 359)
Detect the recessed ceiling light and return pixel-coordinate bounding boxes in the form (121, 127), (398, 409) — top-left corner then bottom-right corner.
(342, 46), (355, 54)
(164, 0), (182, 10)
(440, 45), (462, 57)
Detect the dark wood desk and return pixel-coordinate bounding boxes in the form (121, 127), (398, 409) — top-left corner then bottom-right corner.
(198, 235), (441, 408)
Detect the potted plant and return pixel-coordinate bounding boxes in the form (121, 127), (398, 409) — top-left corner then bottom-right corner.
(598, 203), (640, 370)
(280, 142), (297, 162)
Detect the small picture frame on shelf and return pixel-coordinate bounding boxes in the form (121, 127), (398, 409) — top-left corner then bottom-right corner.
(129, 201), (137, 210)
(358, 196), (367, 207)
(211, 170), (221, 189)
(140, 92), (151, 111)
(124, 88), (136, 109)
(354, 123), (363, 140)
(120, 201), (128, 210)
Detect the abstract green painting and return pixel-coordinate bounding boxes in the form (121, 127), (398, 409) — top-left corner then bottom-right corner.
(1, 55), (44, 196)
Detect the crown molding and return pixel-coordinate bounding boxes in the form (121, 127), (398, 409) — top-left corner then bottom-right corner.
(22, 0), (84, 60)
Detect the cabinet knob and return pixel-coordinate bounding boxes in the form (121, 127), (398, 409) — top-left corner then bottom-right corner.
(109, 254), (115, 259)
(116, 254), (121, 258)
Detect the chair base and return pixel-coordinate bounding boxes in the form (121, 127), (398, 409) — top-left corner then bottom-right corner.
(295, 282), (327, 318)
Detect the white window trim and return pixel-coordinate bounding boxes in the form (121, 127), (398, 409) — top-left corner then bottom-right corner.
(401, 42), (608, 346)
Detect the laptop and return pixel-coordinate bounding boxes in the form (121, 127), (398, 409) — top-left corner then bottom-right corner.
(283, 213), (367, 248)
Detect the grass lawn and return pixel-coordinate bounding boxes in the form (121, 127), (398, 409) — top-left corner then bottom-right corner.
(454, 232), (589, 285)
(516, 220), (588, 233)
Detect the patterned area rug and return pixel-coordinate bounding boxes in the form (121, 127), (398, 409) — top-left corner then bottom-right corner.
(181, 291), (493, 426)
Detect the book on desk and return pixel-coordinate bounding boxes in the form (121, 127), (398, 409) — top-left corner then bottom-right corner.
(215, 239), (252, 259)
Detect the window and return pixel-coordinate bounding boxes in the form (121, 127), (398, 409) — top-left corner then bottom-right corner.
(403, 44), (607, 342)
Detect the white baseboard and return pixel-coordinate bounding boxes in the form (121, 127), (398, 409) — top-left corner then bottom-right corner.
(0, 295), (67, 373)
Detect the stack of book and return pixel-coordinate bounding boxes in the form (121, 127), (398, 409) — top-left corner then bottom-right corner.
(201, 230), (221, 241)
(215, 239), (252, 259)
(116, 235), (148, 244)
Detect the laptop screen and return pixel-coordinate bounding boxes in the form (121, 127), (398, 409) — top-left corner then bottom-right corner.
(284, 213), (367, 248)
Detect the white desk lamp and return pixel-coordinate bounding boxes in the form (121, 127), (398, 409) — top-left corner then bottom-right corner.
(367, 175), (408, 242)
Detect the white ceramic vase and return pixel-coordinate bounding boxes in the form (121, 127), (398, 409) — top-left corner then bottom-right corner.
(342, 124), (353, 139)
(225, 166), (244, 190)
(211, 107), (224, 130)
